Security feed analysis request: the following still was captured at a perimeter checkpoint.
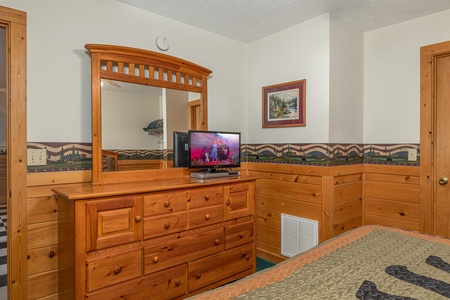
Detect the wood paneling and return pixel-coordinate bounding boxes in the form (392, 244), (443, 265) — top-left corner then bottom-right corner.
(256, 179), (321, 204)
(28, 221), (58, 250)
(27, 172), (92, 299)
(249, 163), (363, 263)
(365, 181), (419, 203)
(27, 246), (58, 276)
(364, 165), (420, 231)
(365, 214), (420, 231)
(365, 197), (420, 222)
(256, 195), (321, 225)
(28, 270), (58, 300)
(27, 197), (58, 224)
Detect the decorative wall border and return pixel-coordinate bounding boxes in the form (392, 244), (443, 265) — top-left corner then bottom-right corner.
(27, 142), (92, 172)
(26, 142), (420, 172)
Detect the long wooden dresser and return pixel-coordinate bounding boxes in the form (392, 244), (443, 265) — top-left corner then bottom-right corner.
(53, 176), (257, 299)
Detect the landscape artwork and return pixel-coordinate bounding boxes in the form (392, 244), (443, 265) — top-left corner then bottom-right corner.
(262, 79), (306, 128)
(268, 88), (299, 121)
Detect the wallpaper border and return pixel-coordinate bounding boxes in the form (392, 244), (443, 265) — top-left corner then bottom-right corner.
(26, 142), (420, 173)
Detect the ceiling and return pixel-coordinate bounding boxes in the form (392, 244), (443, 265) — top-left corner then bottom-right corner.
(117, 0), (450, 43)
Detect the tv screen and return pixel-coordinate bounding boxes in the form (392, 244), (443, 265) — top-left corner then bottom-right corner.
(173, 131), (188, 168)
(188, 130), (241, 170)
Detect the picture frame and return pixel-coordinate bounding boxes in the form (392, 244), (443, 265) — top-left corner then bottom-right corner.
(262, 79), (306, 128)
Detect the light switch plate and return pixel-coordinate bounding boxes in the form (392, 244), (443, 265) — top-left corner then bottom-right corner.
(27, 149), (47, 166)
(407, 149), (417, 161)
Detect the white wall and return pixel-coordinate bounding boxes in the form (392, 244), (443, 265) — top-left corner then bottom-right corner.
(364, 9), (450, 143)
(102, 89), (161, 149)
(329, 15), (364, 143)
(247, 14), (331, 144)
(3, 0), (450, 146)
(0, 0), (248, 142)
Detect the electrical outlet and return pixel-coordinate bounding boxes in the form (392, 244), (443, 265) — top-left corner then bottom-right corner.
(27, 149), (47, 166)
(407, 149), (417, 161)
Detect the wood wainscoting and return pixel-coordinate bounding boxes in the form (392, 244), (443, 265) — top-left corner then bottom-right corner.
(364, 164), (420, 231)
(27, 171), (91, 299)
(247, 163), (364, 263)
(247, 163), (420, 264)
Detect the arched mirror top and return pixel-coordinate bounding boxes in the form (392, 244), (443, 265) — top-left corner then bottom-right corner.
(86, 44), (212, 184)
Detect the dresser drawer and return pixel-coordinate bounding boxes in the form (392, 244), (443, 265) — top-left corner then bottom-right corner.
(143, 227), (224, 274)
(189, 204), (224, 229)
(225, 220), (254, 250)
(87, 196), (143, 251)
(144, 191), (187, 216)
(188, 243), (254, 292)
(144, 211), (188, 239)
(86, 249), (142, 292)
(188, 186), (223, 208)
(86, 264), (187, 300)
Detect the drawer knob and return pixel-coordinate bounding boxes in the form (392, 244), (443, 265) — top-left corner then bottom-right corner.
(114, 266), (122, 274)
(164, 200), (171, 208)
(135, 215), (142, 222)
(215, 239), (221, 245)
(174, 280), (181, 286)
(205, 195), (210, 200)
(164, 222), (171, 229)
(196, 273), (202, 279)
(243, 254), (250, 260)
(239, 233), (244, 238)
(226, 199), (231, 206)
(205, 214), (210, 220)
(153, 256), (159, 263)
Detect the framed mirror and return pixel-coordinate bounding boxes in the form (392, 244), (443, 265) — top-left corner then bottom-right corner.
(86, 44), (212, 184)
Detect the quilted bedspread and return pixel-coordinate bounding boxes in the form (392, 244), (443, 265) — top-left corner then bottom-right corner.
(190, 225), (450, 300)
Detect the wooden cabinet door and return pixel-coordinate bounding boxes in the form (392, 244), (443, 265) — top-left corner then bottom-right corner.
(87, 196), (143, 251)
(224, 183), (255, 220)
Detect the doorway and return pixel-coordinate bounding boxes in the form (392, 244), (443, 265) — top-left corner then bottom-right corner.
(420, 40), (450, 237)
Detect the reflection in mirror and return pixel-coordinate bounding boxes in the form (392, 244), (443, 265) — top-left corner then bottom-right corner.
(101, 79), (200, 172)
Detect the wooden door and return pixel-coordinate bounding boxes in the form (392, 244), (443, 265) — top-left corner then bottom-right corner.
(421, 40), (450, 237)
(188, 99), (201, 130)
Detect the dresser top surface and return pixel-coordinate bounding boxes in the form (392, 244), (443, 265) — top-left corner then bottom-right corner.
(52, 175), (257, 200)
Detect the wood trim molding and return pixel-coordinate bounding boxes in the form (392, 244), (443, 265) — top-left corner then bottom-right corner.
(0, 5), (28, 299)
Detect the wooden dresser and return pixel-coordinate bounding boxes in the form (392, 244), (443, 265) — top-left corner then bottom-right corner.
(53, 176), (257, 299)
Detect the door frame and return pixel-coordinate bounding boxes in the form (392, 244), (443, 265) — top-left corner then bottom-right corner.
(420, 40), (450, 235)
(0, 6), (27, 299)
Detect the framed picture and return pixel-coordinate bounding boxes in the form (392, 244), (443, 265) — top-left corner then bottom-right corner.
(262, 79), (306, 128)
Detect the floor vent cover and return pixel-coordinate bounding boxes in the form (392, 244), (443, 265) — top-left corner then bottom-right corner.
(281, 214), (318, 257)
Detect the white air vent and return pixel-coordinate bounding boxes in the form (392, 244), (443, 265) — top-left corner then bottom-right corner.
(281, 214), (318, 257)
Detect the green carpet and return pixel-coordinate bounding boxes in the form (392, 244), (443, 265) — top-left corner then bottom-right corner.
(256, 256), (275, 272)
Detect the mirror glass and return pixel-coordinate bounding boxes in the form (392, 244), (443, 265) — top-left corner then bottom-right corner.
(101, 79), (200, 172)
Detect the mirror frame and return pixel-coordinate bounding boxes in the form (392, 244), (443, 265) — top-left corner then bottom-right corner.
(85, 44), (212, 184)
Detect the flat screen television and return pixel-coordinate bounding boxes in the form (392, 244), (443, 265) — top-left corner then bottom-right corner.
(173, 131), (189, 168)
(188, 130), (241, 171)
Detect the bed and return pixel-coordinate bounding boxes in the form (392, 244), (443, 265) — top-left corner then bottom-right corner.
(189, 225), (450, 300)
